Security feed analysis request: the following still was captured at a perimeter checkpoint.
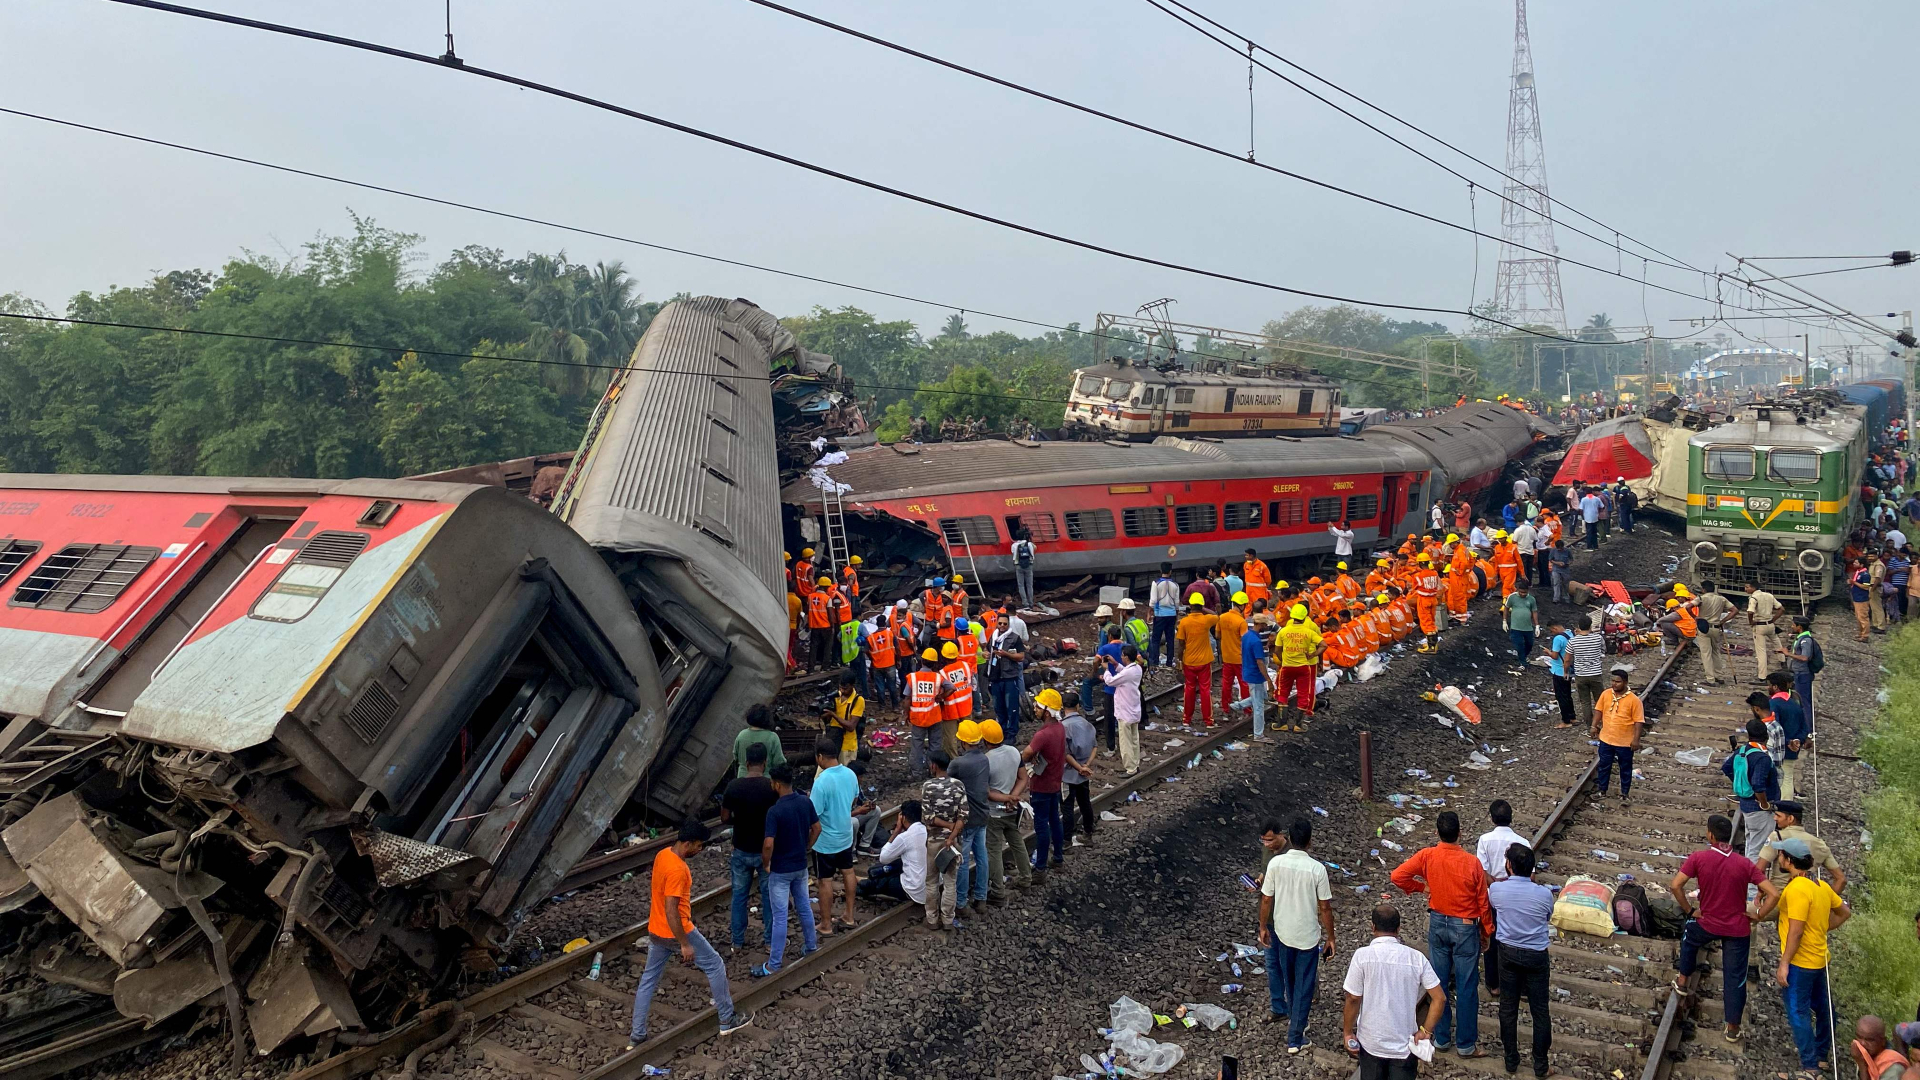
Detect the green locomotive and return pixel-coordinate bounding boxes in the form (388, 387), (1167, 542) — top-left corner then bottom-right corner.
(1686, 395), (1867, 605)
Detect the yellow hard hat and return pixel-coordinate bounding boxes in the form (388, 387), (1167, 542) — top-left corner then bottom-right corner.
(850, 555), (863, 566)
(1376, 593), (1390, 604)
(1337, 561), (1348, 571)
(1276, 580), (1290, 590)
(1446, 533), (1459, 543)
(1674, 584), (1692, 598)
(956, 719), (983, 744)
(941, 641), (960, 659)
(1034, 688), (1063, 712)
(802, 548), (815, 558)
(817, 576), (832, 587)
(979, 719), (1004, 744)
(1416, 553), (1432, 562)
(1666, 598), (1680, 609)
(1189, 592), (1206, 605)
(783, 551), (791, 560)
(1231, 591), (1249, 605)
(1376, 558), (1390, 567)
(921, 647), (938, 662)
(1495, 529), (1508, 539)
(951, 573), (964, 583)
(1289, 604), (1309, 621)
(1442, 565), (1453, 574)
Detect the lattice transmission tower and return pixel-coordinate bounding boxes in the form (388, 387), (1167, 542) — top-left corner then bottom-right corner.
(1492, 0), (1567, 333)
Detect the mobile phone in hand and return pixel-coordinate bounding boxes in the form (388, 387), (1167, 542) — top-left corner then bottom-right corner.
(1221, 1056), (1239, 1080)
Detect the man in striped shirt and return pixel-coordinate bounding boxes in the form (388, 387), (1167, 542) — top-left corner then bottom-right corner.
(1565, 616), (1607, 731)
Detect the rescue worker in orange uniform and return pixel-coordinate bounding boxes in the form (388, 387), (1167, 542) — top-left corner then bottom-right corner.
(1334, 562), (1361, 601)
(954, 617), (980, 683)
(840, 555), (862, 600)
(794, 549), (817, 597)
(1491, 531), (1523, 598)
(905, 647), (946, 774)
(1445, 563), (1474, 629)
(938, 640), (973, 757)
(1242, 548), (1273, 605)
(1398, 533), (1422, 559)
(786, 587), (803, 672)
(1218, 591), (1249, 709)
(1413, 553), (1442, 653)
(806, 576), (836, 670)
(1365, 558), (1392, 597)
(1387, 589), (1413, 641)
(1321, 612), (1356, 672)
(866, 612), (898, 714)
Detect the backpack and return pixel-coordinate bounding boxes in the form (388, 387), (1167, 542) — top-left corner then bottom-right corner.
(1612, 882), (1653, 936)
(1799, 632), (1825, 674)
(1731, 746), (1765, 799)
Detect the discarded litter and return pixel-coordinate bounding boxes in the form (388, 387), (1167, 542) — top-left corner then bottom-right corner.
(1225, 741), (1250, 751)
(1161, 775), (1182, 783)
(1100, 810), (1129, 822)
(1220, 983), (1243, 993)
(1379, 838), (1405, 852)
(1231, 963), (1242, 976)
(1162, 738), (1186, 749)
(1178, 1003), (1238, 1031)
(1405, 768), (1431, 779)
(1591, 849), (1621, 863)
(1108, 995), (1153, 1035)
(1312, 806), (1329, 817)
(588, 951), (604, 981)
(1462, 751), (1494, 771)
(1674, 747), (1716, 767)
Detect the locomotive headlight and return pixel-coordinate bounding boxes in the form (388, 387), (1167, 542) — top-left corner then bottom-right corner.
(1796, 548), (1827, 573)
(1692, 540), (1721, 563)
(1745, 496), (1773, 512)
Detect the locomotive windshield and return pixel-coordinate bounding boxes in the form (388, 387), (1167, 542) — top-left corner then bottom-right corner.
(1703, 446), (1755, 481)
(1766, 449), (1821, 484)
(1075, 374), (1106, 397)
(1106, 378), (1133, 399)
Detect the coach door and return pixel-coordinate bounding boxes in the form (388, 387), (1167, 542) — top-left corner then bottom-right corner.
(1380, 475), (1401, 536)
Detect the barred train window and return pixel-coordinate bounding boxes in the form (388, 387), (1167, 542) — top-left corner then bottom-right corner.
(1307, 497), (1342, 523)
(1346, 495), (1379, 521)
(1268, 499), (1304, 526)
(938, 516), (999, 546)
(1064, 509), (1115, 541)
(1123, 506), (1167, 537)
(1224, 502), (1263, 531)
(1174, 504), (1217, 534)
(12, 543), (158, 613)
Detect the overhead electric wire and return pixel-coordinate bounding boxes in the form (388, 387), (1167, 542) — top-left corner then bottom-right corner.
(1766, 262), (1912, 282)
(1147, 0), (1707, 276)
(0, 105), (1504, 397)
(89, 0), (1761, 348)
(0, 309), (1499, 404)
(732, 0), (1726, 308)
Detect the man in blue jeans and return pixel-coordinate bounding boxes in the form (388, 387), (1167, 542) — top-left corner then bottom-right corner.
(1670, 814), (1778, 1041)
(946, 720), (994, 913)
(750, 765), (819, 977)
(1389, 811), (1493, 1059)
(1148, 562), (1180, 668)
(719, 742), (778, 950)
(1752, 838), (1851, 1074)
(628, 821), (750, 1045)
(1258, 816), (1335, 1053)
(988, 628), (1026, 740)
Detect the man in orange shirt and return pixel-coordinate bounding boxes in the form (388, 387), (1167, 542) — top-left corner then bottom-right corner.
(1590, 668), (1644, 805)
(1175, 594), (1219, 727)
(1390, 811), (1493, 1059)
(628, 821), (750, 1044)
(1219, 592), (1250, 709)
(1364, 558), (1391, 596)
(1413, 555), (1442, 653)
(1445, 563), (1474, 626)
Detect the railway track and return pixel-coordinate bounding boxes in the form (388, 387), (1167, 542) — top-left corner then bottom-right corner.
(1313, 640), (1752, 1080)
(4, 678), (1227, 1080)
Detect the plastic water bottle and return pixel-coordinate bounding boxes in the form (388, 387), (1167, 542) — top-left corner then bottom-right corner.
(1591, 849), (1621, 863)
(641, 1068), (671, 1078)
(587, 951), (603, 981)
(1220, 983), (1243, 993)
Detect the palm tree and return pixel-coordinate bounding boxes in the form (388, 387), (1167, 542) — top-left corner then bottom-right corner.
(586, 261), (642, 366)
(939, 313), (970, 341)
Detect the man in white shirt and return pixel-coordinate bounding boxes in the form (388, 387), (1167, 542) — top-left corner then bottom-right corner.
(1328, 521), (1355, 559)
(1259, 817), (1336, 1054)
(1509, 521), (1537, 585)
(1430, 502), (1445, 533)
(1469, 521), (1492, 559)
(1473, 800), (1530, 1001)
(1342, 904), (1447, 1080)
(855, 802), (928, 906)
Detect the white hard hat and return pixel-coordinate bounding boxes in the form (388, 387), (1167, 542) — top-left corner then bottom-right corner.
(1094, 605), (1114, 617)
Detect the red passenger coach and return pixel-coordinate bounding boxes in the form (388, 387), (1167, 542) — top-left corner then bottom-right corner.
(785, 403), (1542, 582)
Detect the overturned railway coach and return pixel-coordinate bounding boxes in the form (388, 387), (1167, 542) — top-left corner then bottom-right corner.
(0, 476), (667, 1052)
(787, 402), (1544, 583)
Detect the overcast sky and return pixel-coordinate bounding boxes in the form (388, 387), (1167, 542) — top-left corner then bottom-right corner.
(3, 1), (1915, 357)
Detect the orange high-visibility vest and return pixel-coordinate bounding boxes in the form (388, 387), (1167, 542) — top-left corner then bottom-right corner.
(794, 560), (816, 595)
(940, 661), (973, 719)
(1414, 571), (1439, 599)
(867, 627), (896, 668)
(1336, 574), (1360, 601)
(906, 670), (943, 726)
(841, 565), (860, 599)
(956, 633), (979, 678)
(806, 590), (832, 629)
(1364, 570), (1389, 595)
(1243, 559), (1273, 601)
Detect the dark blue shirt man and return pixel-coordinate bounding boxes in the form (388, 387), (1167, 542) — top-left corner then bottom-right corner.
(1767, 672), (1810, 801)
(1093, 628), (1126, 752)
(1722, 716), (1779, 863)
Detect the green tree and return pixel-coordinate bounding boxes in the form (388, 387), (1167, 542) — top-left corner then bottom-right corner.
(916, 365), (1021, 429)
(783, 306), (924, 409)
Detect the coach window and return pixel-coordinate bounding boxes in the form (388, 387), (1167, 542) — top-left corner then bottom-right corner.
(1174, 388), (1195, 405)
(1008, 512), (1060, 542)
(1268, 499), (1304, 526)
(0, 540), (42, 587)
(1703, 446), (1755, 482)
(1766, 449), (1821, 485)
(1307, 497), (1342, 523)
(1298, 389), (1315, 414)
(1174, 503), (1218, 534)
(1169, 413), (1192, 429)
(939, 516), (1000, 547)
(1123, 506), (1168, 537)
(12, 543), (159, 613)
(1346, 494), (1379, 520)
(1064, 509), (1116, 541)
(1224, 502), (1263, 531)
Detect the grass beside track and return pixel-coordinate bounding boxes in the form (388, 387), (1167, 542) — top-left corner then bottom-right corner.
(1836, 623), (1920, 1024)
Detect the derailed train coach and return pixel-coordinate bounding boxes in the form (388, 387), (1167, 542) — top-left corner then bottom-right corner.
(785, 402), (1545, 585)
(0, 477), (666, 1052)
(0, 297), (796, 1056)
